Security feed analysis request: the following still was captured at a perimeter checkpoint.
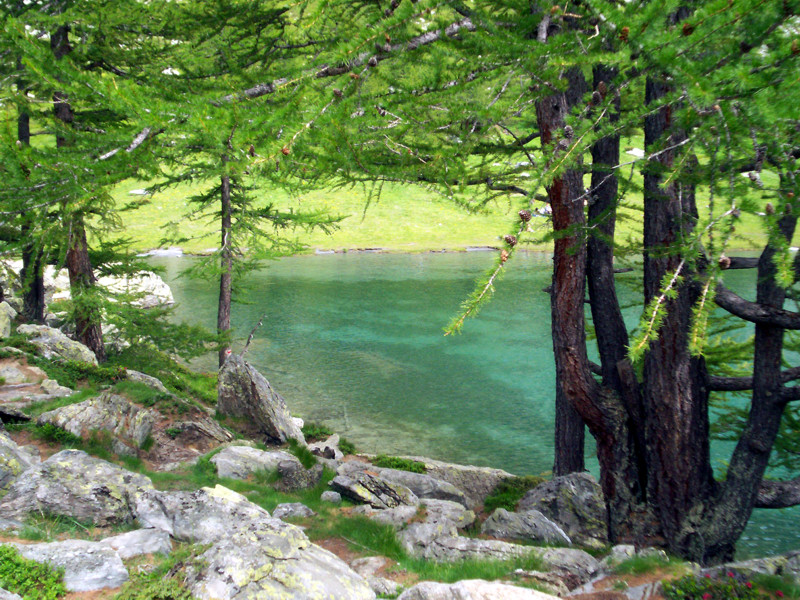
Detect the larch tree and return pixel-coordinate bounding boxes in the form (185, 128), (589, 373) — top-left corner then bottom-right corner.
(285, 0), (800, 563)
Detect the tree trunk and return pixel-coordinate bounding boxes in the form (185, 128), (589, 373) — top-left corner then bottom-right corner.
(538, 67), (588, 477)
(18, 109), (46, 324)
(218, 173), (233, 368)
(52, 22), (105, 362)
(698, 209), (797, 563)
(642, 75), (714, 557)
(65, 216), (106, 362)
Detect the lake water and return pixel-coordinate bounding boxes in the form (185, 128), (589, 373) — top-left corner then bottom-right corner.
(150, 252), (799, 559)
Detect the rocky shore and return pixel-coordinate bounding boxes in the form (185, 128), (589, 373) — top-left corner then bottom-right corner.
(1, 271), (798, 600)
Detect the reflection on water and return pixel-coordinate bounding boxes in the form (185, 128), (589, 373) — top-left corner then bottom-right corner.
(151, 252), (798, 559)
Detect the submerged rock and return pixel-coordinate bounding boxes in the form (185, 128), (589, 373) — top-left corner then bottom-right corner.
(217, 354), (304, 444)
(16, 324), (98, 365)
(0, 449), (153, 525)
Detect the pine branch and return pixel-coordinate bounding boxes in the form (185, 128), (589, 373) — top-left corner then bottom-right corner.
(715, 284), (800, 329)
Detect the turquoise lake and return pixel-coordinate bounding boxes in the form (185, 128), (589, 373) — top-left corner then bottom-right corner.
(151, 251), (799, 559)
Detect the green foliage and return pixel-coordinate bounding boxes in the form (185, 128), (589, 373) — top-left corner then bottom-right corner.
(301, 422), (334, 441)
(31, 422), (82, 446)
(0, 545), (67, 600)
(31, 358), (125, 389)
(749, 573), (800, 599)
(111, 380), (184, 413)
(483, 475), (545, 513)
(373, 455), (426, 473)
(287, 438), (318, 469)
(165, 427), (182, 439)
(22, 388), (97, 417)
(114, 577), (193, 600)
(252, 468), (282, 486)
(400, 554), (545, 584)
(338, 437), (357, 456)
(613, 553), (680, 575)
(663, 571), (760, 600)
(306, 515), (406, 561)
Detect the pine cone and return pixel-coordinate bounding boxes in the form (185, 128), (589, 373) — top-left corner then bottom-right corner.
(504, 235), (518, 247)
(519, 209), (532, 222)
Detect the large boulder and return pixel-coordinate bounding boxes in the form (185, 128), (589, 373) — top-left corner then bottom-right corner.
(0, 431), (40, 490)
(392, 455), (514, 510)
(0, 308), (11, 338)
(100, 528), (172, 559)
(0, 449), (153, 525)
(217, 354), (303, 444)
(340, 461), (469, 508)
(96, 271), (174, 309)
(331, 471), (419, 509)
(135, 485), (374, 600)
(398, 579), (560, 600)
(211, 445), (299, 477)
(518, 472), (608, 546)
(37, 391), (156, 453)
(6, 539), (129, 592)
(16, 324), (98, 365)
(481, 508), (572, 546)
(0, 588), (22, 600)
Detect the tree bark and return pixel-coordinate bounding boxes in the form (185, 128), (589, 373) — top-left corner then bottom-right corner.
(52, 22), (105, 362)
(218, 173), (233, 368)
(18, 108), (46, 323)
(699, 210), (797, 562)
(642, 75), (714, 558)
(538, 67), (588, 477)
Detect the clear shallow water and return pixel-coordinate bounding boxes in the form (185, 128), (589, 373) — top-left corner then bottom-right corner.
(151, 252), (799, 559)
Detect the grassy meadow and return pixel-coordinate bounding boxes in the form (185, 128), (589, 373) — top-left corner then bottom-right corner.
(108, 138), (790, 255)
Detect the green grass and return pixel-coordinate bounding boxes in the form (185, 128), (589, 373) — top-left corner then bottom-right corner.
(301, 422), (334, 441)
(287, 438), (318, 469)
(17, 513), (137, 543)
(22, 388), (98, 417)
(613, 553), (682, 575)
(483, 475), (546, 513)
(373, 454), (426, 473)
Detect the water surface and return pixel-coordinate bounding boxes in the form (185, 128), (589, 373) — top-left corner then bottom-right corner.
(151, 252), (798, 558)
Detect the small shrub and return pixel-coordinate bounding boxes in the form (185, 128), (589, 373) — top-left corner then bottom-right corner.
(373, 454), (426, 473)
(301, 422), (334, 441)
(0, 376), (6, 385)
(32, 423), (82, 446)
(165, 427), (182, 439)
(338, 437), (357, 455)
(483, 475), (545, 513)
(663, 571), (760, 600)
(140, 434), (155, 451)
(113, 573), (193, 600)
(287, 438), (318, 469)
(0, 544), (67, 600)
(32, 358), (125, 389)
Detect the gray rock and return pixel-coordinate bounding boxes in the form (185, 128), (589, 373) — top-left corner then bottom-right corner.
(309, 434), (344, 460)
(16, 324), (98, 365)
(534, 547), (600, 583)
(321, 490), (342, 504)
(0, 517), (24, 534)
(0, 588), (22, 600)
(168, 418), (233, 444)
(134, 485), (374, 600)
(340, 461), (469, 507)
(0, 449), (153, 525)
(100, 528), (172, 559)
(40, 379), (73, 397)
(0, 301), (17, 320)
(350, 556), (388, 578)
(600, 544), (636, 570)
(217, 354), (304, 444)
(404, 533), (532, 562)
(275, 459), (324, 492)
(37, 391), (155, 449)
(519, 472), (608, 545)
(0, 311), (10, 339)
(352, 504), (420, 528)
(512, 571), (570, 597)
(0, 363), (47, 385)
(7, 539), (128, 592)
(395, 456), (514, 510)
(331, 472), (419, 509)
(210, 445), (298, 479)
(398, 579), (560, 599)
(273, 502), (316, 520)
(125, 369), (168, 392)
(785, 552), (800, 582)
(481, 508), (572, 546)
(0, 430), (40, 490)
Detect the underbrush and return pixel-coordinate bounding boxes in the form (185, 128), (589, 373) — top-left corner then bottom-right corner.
(0, 544), (67, 600)
(114, 544), (201, 600)
(373, 455), (426, 473)
(613, 552), (683, 575)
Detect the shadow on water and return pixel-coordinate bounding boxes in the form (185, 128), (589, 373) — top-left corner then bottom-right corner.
(151, 252), (798, 559)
